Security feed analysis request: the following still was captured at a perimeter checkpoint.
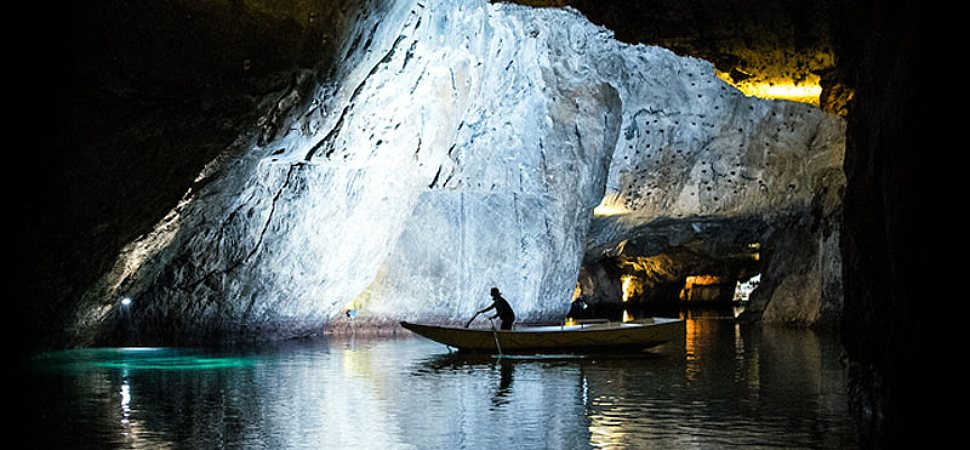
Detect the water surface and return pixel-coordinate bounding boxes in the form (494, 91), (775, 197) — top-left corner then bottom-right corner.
(23, 315), (856, 449)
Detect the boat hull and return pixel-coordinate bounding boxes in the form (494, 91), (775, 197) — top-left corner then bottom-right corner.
(400, 318), (684, 353)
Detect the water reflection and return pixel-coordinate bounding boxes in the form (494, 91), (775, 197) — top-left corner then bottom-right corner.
(492, 361), (514, 409)
(119, 378), (131, 426)
(25, 319), (857, 449)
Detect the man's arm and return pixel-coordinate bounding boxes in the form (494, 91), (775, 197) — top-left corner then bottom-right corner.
(466, 303), (496, 328)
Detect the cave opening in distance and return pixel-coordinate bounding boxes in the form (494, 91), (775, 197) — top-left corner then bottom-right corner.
(570, 216), (768, 323)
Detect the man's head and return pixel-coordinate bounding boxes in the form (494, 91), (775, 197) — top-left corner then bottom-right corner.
(490, 287), (501, 297)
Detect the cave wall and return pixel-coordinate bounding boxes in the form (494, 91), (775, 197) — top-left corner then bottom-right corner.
(827, 0), (927, 445)
(72, 0), (442, 345)
(523, 0), (927, 443)
(743, 154), (843, 325)
(745, 210), (841, 325)
(354, 9), (626, 322)
(598, 99), (844, 219)
(578, 70), (844, 321)
(360, 3), (842, 323)
(16, 0), (367, 354)
(20, 0), (926, 444)
(505, 0), (847, 114)
(506, 0), (849, 328)
(60, 0), (845, 344)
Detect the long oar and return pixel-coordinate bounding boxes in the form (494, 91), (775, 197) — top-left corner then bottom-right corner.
(464, 311), (479, 328)
(488, 318), (504, 357)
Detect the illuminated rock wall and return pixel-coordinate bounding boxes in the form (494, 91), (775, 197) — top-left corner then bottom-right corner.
(581, 66), (844, 325)
(360, 2), (843, 323)
(74, 0), (844, 344)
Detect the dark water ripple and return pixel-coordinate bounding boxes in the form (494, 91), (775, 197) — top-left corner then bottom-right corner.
(21, 318), (857, 449)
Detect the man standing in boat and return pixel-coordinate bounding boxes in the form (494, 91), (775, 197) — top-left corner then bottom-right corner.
(466, 287), (516, 330)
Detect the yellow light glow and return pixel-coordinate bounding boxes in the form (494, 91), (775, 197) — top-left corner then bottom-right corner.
(621, 275), (640, 303)
(683, 275), (722, 290)
(593, 203), (629, 217)
(564, 317), (576, 327)
(685, 318), (702, 382)
(682, 275), (725, 302)
(622, 310), (633, 323)
(593, 194), (629, 217)
(717, 71), (822, 105)
(572, 281), (582, 301)
(746, 82), (822, 103)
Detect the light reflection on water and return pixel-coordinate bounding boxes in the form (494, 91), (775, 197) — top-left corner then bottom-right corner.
(23, 317), (856, 449)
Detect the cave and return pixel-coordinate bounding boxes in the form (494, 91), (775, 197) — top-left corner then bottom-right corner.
(15, 0), (927, 447)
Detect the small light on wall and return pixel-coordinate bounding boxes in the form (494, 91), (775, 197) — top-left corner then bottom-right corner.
(120, 297), (132, 307)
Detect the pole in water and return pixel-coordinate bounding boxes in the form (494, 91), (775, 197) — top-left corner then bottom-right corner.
(489, 318), (503, 357)
(346, 308), (357, 337)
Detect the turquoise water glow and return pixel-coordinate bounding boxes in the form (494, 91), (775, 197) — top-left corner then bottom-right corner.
(33, 347), (253, 371)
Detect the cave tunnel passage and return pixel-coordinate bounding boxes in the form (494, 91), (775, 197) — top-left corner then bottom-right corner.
(570, 233), (764, 323)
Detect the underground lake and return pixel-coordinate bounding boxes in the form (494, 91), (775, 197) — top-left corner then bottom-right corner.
(24, 311), (856, 449)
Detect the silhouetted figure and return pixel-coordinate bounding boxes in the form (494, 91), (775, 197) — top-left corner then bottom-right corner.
(568, 297), (590, 320)
(466, 287), (516, 330)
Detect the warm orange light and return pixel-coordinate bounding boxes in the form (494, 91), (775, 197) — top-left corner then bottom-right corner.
(717, 71), (822, 105)
(622, 310), (634, 323)
(685, 318), (701, 382)
(749, 82), (821, 103)
(683, 275), (721, 290)
(682, 275), (725, 302)
(593, 194), (629, 217)
(564, 317), (577, 327)
(621, 275), (640, 303)
(593, 203), (629, 217)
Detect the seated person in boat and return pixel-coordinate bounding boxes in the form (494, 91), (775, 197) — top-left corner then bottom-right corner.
(568, 296), (590, 319)
(467, 287), (516, 330)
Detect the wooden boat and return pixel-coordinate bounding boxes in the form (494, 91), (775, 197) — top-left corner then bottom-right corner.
(400, 317), (684, 353)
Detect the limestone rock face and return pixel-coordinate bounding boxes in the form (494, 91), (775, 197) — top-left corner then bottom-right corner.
(745, 211), (842, 326)
(511, 0), (849, 114)
(73, 0), (845, 344)
(598, 93), (844, 223)
(581, 60), (844, 322)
